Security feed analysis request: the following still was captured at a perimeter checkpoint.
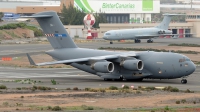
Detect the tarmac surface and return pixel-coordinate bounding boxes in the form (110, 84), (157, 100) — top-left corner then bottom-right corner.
(1, 38), (200, 57)
(0, 66), (199, 91)
(0, 38), (200, 91)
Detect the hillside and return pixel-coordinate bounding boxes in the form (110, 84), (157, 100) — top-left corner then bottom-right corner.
(0, 22), (43, 40)
(0, 28), (34, 40)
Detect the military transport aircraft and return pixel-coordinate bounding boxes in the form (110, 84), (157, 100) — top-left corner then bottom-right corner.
(103, 14), (185, 44)
(23, 11), (195, 84)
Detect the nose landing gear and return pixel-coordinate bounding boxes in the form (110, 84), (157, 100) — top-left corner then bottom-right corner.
(147, 39), (153, 43)
(181, 79), (187, 84)
(135, 39), (141, 43)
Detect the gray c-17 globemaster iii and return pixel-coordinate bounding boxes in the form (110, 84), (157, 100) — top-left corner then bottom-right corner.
(103, 14), (184, 44)
(23, 11), (195, 84)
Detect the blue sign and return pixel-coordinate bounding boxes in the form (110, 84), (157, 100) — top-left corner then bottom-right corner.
(2, 12), (20, 20)
(54, 34), (67, 37)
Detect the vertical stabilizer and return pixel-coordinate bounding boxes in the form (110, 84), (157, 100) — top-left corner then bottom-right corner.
(155, 14), (174, 30)
(22, 11), (77, 49)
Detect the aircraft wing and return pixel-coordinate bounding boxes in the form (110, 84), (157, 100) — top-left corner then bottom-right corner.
(134, 33), (195, 39)
(160, 33), (195, 36)
(27, 52), (137, 66)
(135, 35), (159, 39)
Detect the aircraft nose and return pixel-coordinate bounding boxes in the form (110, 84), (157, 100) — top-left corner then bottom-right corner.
(103, 36), (108, 40)
(103, 36), (107, 39)
(189, 62), (196, 74)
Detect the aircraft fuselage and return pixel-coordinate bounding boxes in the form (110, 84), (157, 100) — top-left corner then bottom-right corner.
(103, 28), (172, 40)
(46, 48), (195, 80)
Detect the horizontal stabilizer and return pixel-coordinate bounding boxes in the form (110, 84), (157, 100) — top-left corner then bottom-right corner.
(26, 53), (36, 66)
(20, 15), (53, 18)
(163, 13), (185, 16)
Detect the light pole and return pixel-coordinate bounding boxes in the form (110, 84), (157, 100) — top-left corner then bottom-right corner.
(191, 0), (193, 11)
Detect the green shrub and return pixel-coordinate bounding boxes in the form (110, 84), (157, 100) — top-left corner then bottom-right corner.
(122, 85), (129, 89)
(16, 103), (23, 107)
(35, 86), (51, 91)
(66, 88), (71, 90)
(181, 99), (186, 103)
(176, 100), (180, 104)
(163, 86), (179, 92)
(0, 85), (7, 89)
(47, 106), (52, 110)
(51, 79), (57, 85)
(164, 106), (169, 110)
(2, 102), (9, 106)
(20, 96), (24, 98)
(169, 43), (200, 47)
(16, 87), (21, 90)
(99, 88), (106, 92)
(185, 89), (194, 93)
(89, 89), (98, 92)
(73, 87), (78, 91)
(193, 101), (196, 104)
(31, 88), (36, 91)
(85, 88), (91, 91)
(52, 106), (62, 111)
(170, 87), (179, 92)
(145, 86), (155, 90)
(81, 105), (94, 110)
(109, 86), (118, 90)
(135, 90), (141, 94)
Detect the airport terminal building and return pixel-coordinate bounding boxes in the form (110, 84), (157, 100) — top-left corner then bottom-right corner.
(0, 0), (200, 38)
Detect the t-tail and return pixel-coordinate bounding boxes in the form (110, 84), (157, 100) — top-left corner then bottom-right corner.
(21, 11), (77, 49)
(155, 14), (184, 30)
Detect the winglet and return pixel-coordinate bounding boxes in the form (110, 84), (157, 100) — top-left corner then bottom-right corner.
(26, 53), (36, 66)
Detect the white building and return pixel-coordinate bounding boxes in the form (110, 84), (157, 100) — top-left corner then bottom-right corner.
(74, 0), (160, 23)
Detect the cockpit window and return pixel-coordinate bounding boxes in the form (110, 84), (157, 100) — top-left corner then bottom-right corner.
(179, 58), (185, 62)
(185, 59), (190, 61)
(105, 33), (111, 35)
(179, 57), (190, 62)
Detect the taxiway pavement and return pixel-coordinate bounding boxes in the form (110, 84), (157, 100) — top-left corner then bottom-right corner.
(0, 66), (199, 91)
(0, 38), (200, 58)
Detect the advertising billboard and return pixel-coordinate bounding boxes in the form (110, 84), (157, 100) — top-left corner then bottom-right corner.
(74, 0), (160, 13)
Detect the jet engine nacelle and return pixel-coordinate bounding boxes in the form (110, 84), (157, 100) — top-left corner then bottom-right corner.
(91, 61), (114, 73)
(121, 59), (144, 71)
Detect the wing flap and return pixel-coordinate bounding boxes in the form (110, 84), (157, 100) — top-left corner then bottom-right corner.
(27, 52), (137, 66)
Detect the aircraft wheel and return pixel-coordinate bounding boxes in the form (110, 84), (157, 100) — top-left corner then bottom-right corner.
(134, 40), (137, 43)
(181, 79), (187, 84)
(110, 42), (113, 44)
(147, 40), (153, 43)
(135, 39), (140, 43)
(135, 78), (143, 82)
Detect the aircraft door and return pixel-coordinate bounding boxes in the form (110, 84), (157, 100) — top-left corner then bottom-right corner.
(115, 31), (121, 39)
